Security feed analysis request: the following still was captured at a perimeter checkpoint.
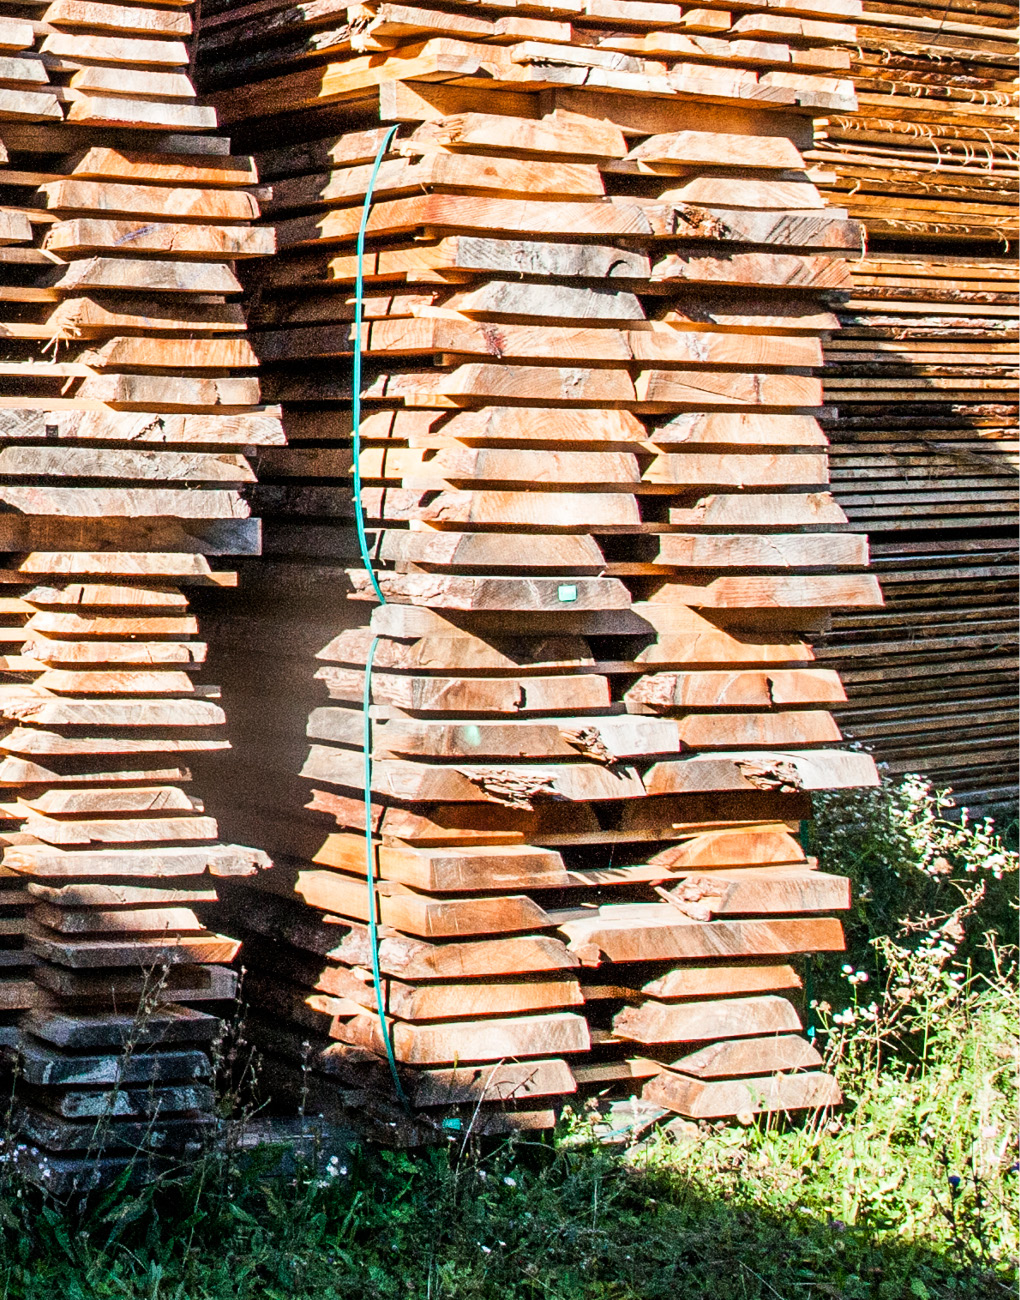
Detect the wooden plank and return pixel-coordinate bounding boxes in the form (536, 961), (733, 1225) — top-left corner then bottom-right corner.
(667, 1034), (822, 1077)
(54, 258), (242, 295)
(41, 179), (260, 221)
(411, 1058), (576, 1105)
(300, 747), (648, 803)
(45, 221), (274, 259)
(613, 994), (802, 1043)
(625, 668), (845, 711)
(644, 1069), (841, 1117)
(252, 864), (556, 936)
(311, 966), (584, 1020)
(25, 939), (234, 982)
(311, 835), (571, 891)
(332, 1009), (590, 1064)
(559, 911), (845, 964)
(4, 843), (269, 877)
(312, 667), (610, 711)
(69, 148), (257, 186)
(640, 963), (802, 1000)
(324, 235), (652, 282)
(44, 2), (192, 38)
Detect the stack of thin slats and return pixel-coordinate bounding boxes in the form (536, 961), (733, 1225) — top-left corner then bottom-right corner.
(195, 0), (883, 1137)
(809, 0), (1019, 810)
(0, 0), (273, 1189)
(808, 1), (1018, 242)
(819, 261), (1018, 806)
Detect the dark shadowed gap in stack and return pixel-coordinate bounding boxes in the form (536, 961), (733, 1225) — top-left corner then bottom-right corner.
(194, 0), (886, 1142)
(0, 0), (275, 1192)
(808, 0), (1018, 813)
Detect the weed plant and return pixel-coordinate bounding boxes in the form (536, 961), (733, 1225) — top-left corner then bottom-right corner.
(0, 775), (1012, 1300)
(809, 772), (1017, 999)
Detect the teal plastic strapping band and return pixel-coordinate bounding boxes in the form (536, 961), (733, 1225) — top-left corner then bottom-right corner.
(351, 124), (398, 605)
(352, 125), (409, 1109)
(804, 953), (815, 1042)
(363, 636), (408, 1107)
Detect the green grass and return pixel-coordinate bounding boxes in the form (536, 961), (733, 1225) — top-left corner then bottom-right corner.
(0, 978), (1014, 1300)
(0, 777), (1014, 1300)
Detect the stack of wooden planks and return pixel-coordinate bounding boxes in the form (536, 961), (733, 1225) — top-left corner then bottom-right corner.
(807, 0), (1019, 810)
(807, 0), (1018, 243)
(194, 0), (884, 1136)
(818, 252), (1018, 807)
(0, 0), (273, 1187)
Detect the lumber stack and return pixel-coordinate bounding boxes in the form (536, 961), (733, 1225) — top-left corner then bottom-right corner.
(806, 0), (1019, 809)
(808, 0), (1018, 243)
(195, 0), (884, 1136)
(818, 252), (1018, 806)
(0, 0), (272, 1187)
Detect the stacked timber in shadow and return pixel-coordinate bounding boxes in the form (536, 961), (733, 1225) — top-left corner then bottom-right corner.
(0, 0), (272, 1188)
(810, 0), (1019, 809)
(196, 0), (884, 1138)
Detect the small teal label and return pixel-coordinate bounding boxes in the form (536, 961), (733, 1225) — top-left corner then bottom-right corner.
(557, 584), (578, 603)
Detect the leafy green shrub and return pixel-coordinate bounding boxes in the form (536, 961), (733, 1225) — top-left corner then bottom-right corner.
(809, 772), (1018, 1008)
